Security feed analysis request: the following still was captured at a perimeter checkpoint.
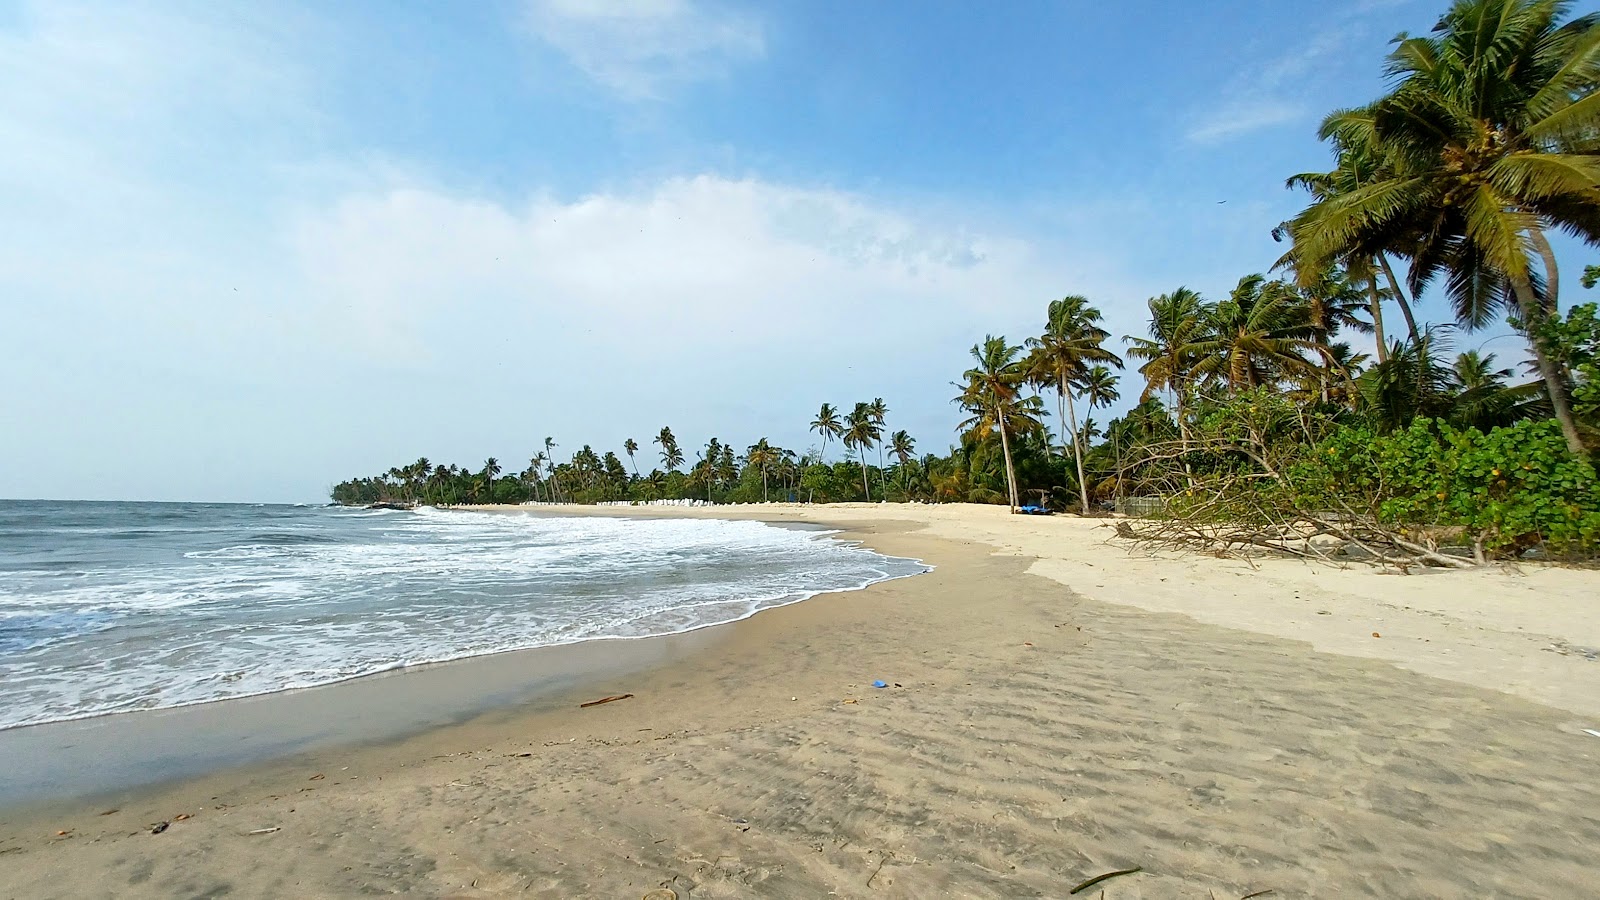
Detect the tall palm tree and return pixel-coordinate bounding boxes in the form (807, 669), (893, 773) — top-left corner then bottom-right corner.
(542, 437), (560, 501)
(1025, 295), (1123, 514)
(700, 438), (722, 502)
(953, 336), (1033, 511)
(1126, 287), (1209, 450)
(869, 398), (890, 493)
(623, 438), (640, 477)
(746, 438), (778, 502)
(1188, 274), (1318, 393)
(654, 427), (683, 473)
(481, 457), (501, 501)
(889, 429), (917, 492)
(1287, 0), (1600, 453)
(810, 403), (843, 461)
(843, 402), (880, 500)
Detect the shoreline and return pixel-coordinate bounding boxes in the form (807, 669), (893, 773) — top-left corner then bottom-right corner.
(0, 514), (923, 810)
(4, 503), (1600, 897)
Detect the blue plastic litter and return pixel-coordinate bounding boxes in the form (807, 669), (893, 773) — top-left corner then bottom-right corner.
(871, 680), (888, 688)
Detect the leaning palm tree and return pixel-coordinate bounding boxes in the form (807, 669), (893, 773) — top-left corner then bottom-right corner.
(622, 438), (640, 477)
(953, 336), (1032, 511)
(1025, 295), (1123, 514)
(810, 403), (843, 461)
(542, 437), (560, 501)
(1287, 0), (1600, 453)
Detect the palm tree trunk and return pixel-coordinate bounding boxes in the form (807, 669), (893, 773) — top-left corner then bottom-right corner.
(858, 446), (871, 501)
(997, 409), (1019, 512)
(1061, 383), (1090, 515)
(1529, 227), (1560, 311)
(1367, 271), (1388, 363)
(1377, 253), (1422, 347)
(762, 469), (768, 503)
(1510, 275), (1585, 455)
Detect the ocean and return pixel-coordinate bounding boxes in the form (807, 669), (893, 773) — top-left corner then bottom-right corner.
(0, 500), (928, 732)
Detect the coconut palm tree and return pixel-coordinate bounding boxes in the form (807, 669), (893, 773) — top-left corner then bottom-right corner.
(622, 438), (640, 477)
(953, 336), (1033, 511)
(810, 403), (843, 461)
(868, 398), (890, 493)
(889, 429), (917, 492)
(1287, 0), (1600, 453)
(654, 427), (683, 473)
(481, 458), (502, 500)
(1283, 136), (1425, 357)
(542, 437), (560, 501)
(1025, 295), (1123, 514)
(1188, 274), (1319, 394)
(745, 438), (778, 502)
(843, 402), (880, 500)
(1126, 287), (1209, 442)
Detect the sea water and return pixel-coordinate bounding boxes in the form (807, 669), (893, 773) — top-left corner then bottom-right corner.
(0, 500), (927, 731)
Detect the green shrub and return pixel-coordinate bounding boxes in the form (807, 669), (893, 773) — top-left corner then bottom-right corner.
(1294, 418), (1600, 558)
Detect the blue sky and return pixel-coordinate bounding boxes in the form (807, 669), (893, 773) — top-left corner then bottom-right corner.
(1, 0), (1576, 502)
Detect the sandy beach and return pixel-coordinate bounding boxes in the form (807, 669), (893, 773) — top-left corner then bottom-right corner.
(4, 503), (1600, 898)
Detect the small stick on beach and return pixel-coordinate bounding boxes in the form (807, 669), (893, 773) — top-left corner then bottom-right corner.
(1069, 866), (1142, 894)
(580, 693), (634, 708)
(1241, 891), (1274, 899)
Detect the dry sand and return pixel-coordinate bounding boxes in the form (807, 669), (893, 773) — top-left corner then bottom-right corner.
(3, 503), (1600, 898)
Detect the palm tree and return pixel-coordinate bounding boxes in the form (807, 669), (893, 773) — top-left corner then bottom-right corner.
(869, 398), (890, 493)
(843, 402), (880, 500)
(1283, 137), (1425, 357)
(1286, 0), (1600, 453)
(1188, 274), (1318, 394)
(481, 457), (501, 501)
(745, 438), (778, 502)
(542, 437), (560, 502)
(700, 438), (722, 502)
(654, 427), (683, 473)
(1358, 329), (1460, 432)
(810, 403), (843, 461)
(623, 438), (640, 477)
(1126, 287), (1209, 445)
(953, 336), (1033, 511)
(1294, 267), (1373, 401)
(1079, 365), (1120, 415)
(1025, 295), (1123, 514)
(889, 429), (916, 492)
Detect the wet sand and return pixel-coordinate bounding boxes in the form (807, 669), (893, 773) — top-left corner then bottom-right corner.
(3, 503), (1599, 898)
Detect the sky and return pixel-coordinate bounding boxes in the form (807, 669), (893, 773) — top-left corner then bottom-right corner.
(2, 0), (1584, 502)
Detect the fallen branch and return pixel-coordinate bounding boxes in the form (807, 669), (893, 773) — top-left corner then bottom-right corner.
(580, 693), (634, 708)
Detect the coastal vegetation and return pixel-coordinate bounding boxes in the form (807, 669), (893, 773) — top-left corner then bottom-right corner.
(332, 0), (1600, 562)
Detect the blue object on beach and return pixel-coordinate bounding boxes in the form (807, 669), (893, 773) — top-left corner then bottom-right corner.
(872, 680), (888, 688)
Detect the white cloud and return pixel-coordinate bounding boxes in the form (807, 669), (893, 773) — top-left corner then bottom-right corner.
(521, 0), (763, 98)
(1184, 20), (1353, 145)
(1186, 100), (1305, 144)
